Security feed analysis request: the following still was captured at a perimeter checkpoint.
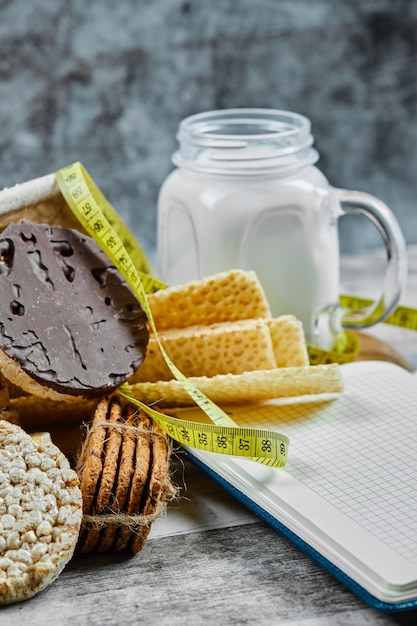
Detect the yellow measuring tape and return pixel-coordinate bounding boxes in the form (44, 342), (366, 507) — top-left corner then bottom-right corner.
(55, 162), (417, 462)
(55, 162), (289, 468)
(340, 295), (417, 332)
(308, 296), (417, 365)
(307, 330), (361, 365)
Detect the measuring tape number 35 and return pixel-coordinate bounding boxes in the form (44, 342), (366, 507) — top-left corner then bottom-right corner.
(55, 162), (289, 468)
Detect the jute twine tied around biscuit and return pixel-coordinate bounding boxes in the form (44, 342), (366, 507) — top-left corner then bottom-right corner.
(75, 419), (166, 470)
(81, 509), (166, 531)
(76, 418), (178, 533)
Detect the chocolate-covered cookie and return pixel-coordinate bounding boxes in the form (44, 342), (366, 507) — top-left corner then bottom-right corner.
(0, 222), (148, 400)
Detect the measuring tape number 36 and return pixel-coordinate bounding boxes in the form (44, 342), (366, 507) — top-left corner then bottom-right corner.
(55, 162), (289, 468)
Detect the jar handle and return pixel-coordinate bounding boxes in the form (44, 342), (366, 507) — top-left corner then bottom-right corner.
(335, 188), (407, 329)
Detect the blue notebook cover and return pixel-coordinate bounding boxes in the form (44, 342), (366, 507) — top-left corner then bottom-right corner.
(188, 451), (417, 613)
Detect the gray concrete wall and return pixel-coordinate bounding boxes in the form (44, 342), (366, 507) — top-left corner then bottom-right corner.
(0, 0), (416, 259)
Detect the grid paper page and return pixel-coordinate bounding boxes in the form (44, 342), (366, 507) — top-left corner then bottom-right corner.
(225, 366), (417, 563)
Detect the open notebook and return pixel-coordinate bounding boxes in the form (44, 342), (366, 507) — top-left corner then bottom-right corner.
(173, 360), (417, 612)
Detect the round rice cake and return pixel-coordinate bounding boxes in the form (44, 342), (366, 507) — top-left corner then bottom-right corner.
(0, 420), (82, 605)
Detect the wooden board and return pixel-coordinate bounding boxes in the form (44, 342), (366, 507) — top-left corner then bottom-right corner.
(354, 331), (413, 371)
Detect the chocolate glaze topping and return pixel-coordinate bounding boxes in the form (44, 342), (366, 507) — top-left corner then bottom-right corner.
(0, 222), (149, 397)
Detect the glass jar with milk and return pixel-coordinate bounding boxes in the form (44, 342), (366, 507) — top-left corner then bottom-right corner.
(157, 109), (406, 348)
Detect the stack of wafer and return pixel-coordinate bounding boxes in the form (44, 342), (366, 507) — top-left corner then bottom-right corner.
(129, 269), (344, 408)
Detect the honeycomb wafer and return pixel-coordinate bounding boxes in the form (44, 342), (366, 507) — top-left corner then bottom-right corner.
(132, 319), (278, 383)
(147, 269), (271, 330)
(266, 315), (309, 367)
(129, 364), (344, 408)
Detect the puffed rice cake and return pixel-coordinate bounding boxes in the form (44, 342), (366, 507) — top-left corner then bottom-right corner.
(0, 420), (82, 604)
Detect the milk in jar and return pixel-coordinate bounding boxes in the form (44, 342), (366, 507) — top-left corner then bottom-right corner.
(157, 109), (406, 347)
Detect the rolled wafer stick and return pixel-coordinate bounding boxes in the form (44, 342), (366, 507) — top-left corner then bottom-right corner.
(129, 364), (344, 408)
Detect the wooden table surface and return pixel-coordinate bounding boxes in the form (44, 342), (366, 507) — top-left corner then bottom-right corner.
(2, 247), (417, 626)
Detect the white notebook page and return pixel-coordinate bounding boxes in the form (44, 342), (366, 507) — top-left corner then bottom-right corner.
(227, 363), (417, 563)
(177, 360), (417, 599)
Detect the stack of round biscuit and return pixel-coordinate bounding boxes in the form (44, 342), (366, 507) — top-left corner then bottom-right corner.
(77, 396), (176, 554)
